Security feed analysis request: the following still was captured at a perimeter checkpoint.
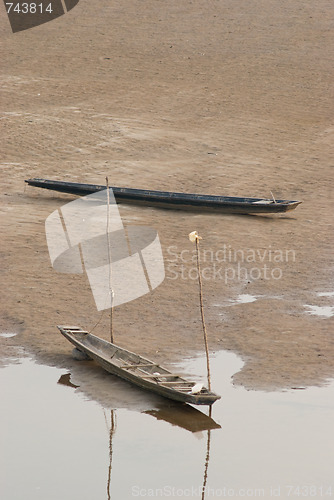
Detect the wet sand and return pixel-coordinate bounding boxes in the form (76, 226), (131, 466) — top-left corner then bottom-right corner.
(1, 0), (333, 391)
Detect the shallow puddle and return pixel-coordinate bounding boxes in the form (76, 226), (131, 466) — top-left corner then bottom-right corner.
(234, 293), (258, 304)
(304, 291), (334, 318)
(304, 304), (334, 318)
(1, 351), (333, 500)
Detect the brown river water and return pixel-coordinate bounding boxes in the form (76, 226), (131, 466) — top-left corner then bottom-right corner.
(1, 340), (333, 500)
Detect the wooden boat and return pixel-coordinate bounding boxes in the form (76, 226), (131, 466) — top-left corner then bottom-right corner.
(25, 178), (301, 214)
(58, 325), (221, 405)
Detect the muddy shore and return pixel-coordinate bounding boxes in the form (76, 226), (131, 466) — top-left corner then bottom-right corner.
(1, 0), (333, 392)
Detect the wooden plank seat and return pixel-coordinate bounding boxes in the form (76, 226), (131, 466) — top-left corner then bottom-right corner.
(120, 363), (159, 369)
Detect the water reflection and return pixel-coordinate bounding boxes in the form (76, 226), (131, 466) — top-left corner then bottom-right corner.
(100, 406), (217, 500)
(58, 372), (79, 389)
(104, 409), (116, 500)
(201, 407), (212, 500)
(57, 370), (221, 433)
(2, 354), (333, 500)
(144, 403), (221, 433)
(57, 367), (221, 499)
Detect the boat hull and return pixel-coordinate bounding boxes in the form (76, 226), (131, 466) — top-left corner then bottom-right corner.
(25, 178), (301, 214)
(58, 326), (220, 405)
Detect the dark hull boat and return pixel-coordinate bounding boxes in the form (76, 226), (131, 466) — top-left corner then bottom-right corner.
(58, 326), (221, 405)
(25, 178), (301, 214)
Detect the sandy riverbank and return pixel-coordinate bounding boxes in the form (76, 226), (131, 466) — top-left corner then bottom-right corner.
(1, 0), (333, 391)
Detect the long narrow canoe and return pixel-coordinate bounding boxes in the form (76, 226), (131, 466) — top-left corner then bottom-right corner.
(25, 178), (301, 214)
(58, 326), (220, 405)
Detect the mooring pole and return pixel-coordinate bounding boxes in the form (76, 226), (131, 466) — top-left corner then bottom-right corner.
(189, 231), (211, 391)
(106, 177), (114, 343)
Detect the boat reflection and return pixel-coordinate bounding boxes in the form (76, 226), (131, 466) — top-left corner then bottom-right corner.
(57, 371), (221, 432)
(102, 406), (217, 500)
(144, 402), (221, 433)
(57, 372), (220, 499)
